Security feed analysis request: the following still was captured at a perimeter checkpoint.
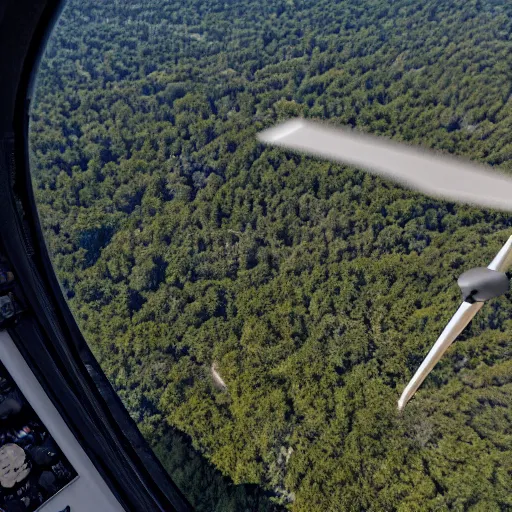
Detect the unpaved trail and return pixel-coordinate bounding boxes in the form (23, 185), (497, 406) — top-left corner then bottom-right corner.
(211, 362), (227, 390)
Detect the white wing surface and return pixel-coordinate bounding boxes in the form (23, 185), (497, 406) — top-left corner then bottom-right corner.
(258, 119), (512, 212)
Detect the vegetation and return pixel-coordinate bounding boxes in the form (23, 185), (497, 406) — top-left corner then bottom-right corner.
(29, 0), (512, 509)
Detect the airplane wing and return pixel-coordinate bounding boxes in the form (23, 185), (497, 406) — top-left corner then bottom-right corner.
(398, 235), (512, 410)
(257, 119), (512, 212)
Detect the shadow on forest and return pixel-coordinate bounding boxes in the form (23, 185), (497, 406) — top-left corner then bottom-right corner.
(152, 426), (285, 512)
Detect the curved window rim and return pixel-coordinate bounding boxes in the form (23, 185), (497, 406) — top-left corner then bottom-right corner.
(0, 0), (191, 510)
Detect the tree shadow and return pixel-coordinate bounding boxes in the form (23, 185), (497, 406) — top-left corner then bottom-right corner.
(152, 427), (285, 512)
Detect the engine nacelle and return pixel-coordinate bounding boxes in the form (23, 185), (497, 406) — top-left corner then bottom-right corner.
(457, 267), (509, 303)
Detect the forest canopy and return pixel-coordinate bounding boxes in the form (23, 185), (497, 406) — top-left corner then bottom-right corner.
(30, 0), (512, 510)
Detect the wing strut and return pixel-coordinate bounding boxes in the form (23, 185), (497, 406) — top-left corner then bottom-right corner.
(397, 301), (483, 411)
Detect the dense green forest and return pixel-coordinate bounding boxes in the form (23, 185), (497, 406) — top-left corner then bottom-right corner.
(29, 0), (512, 509)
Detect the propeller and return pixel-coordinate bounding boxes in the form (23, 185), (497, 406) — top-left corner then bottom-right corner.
(257, 119), (512, 409)
(257, 118), (512, 212)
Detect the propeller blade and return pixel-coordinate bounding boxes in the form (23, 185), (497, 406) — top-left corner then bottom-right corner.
(258, 119), (512, 212)
(398, 301), (483, 411)
(488, 235), (512, 272)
